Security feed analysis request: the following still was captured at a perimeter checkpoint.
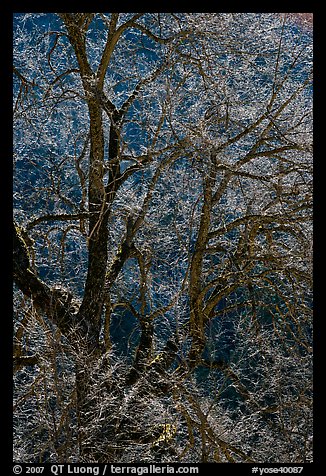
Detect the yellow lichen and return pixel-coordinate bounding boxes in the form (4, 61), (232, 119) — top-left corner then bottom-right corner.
(152, 423), (177, 447)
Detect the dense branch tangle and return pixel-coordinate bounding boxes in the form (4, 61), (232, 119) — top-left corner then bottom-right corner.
(13, 13), (312, 463)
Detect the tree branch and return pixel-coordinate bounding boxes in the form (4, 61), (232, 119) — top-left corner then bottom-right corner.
(13, 224), (79, 336)
(25, 212), (91, 231)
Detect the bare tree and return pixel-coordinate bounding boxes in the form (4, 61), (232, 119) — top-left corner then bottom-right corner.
(13, 13), (313, 463)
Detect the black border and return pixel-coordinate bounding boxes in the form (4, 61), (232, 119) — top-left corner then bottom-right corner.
(3, 3), (321, 474)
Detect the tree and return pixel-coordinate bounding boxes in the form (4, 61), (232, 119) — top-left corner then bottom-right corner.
(13, 13), (313, 463)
